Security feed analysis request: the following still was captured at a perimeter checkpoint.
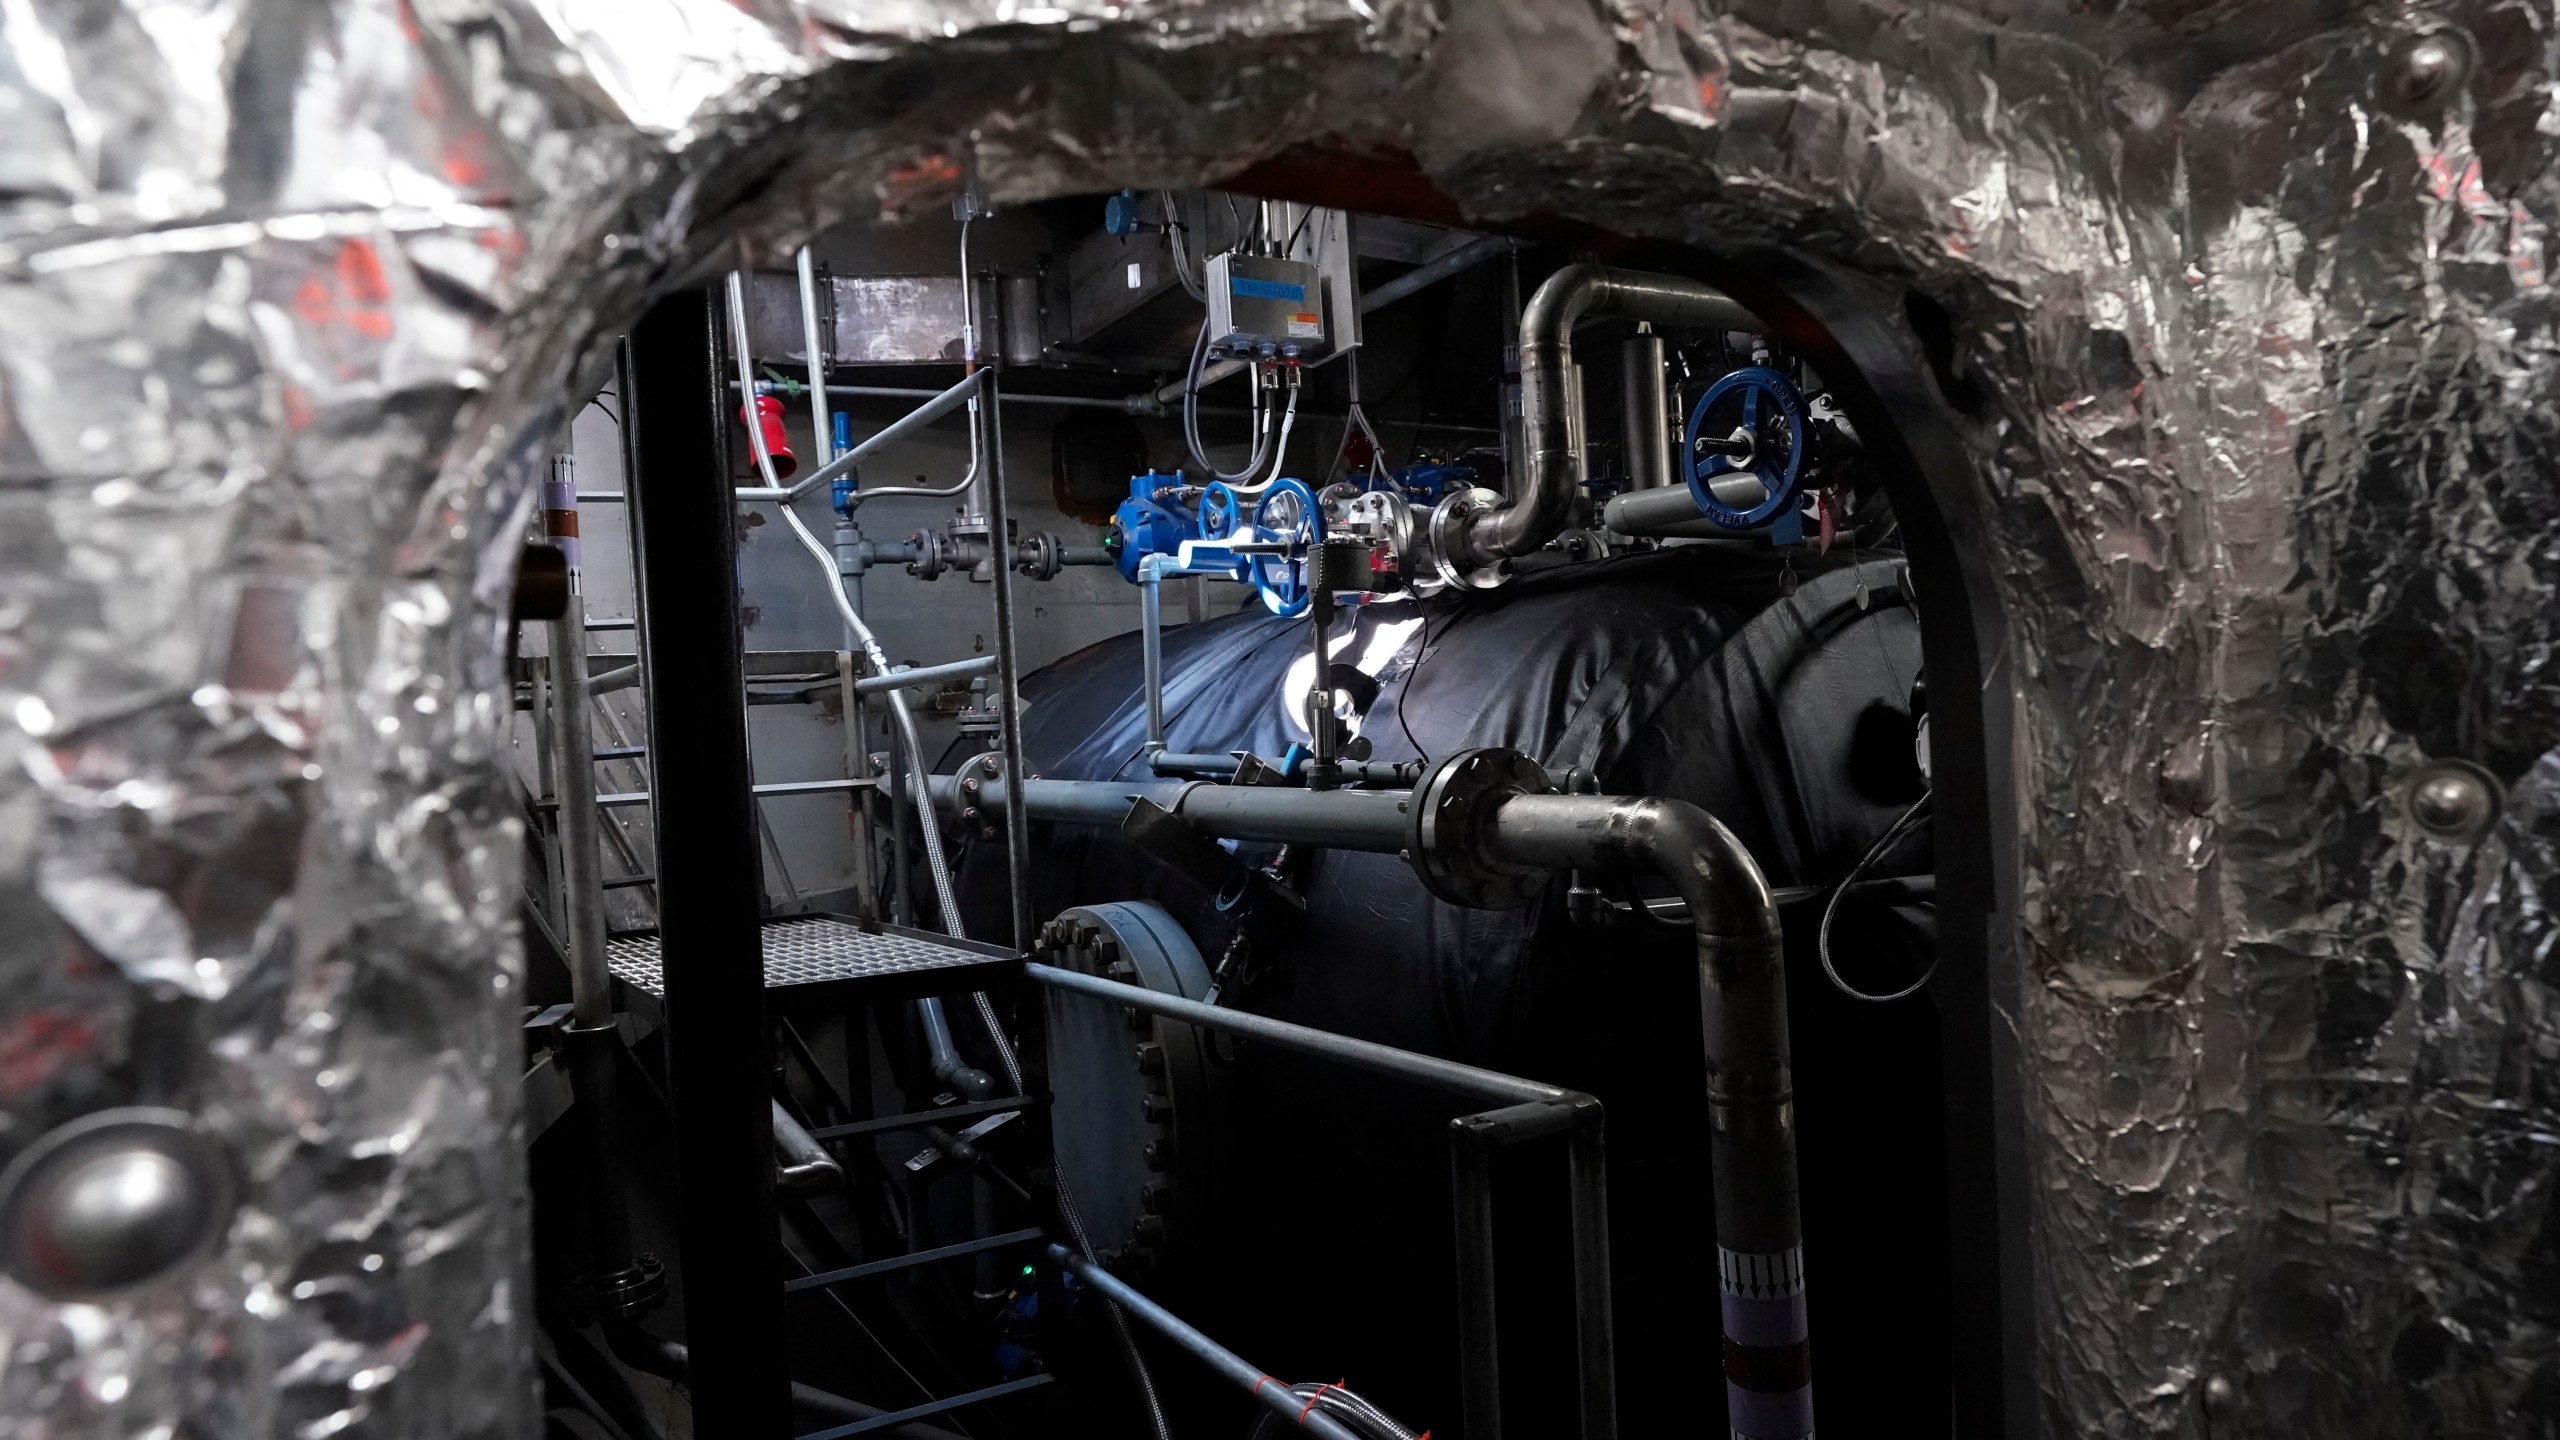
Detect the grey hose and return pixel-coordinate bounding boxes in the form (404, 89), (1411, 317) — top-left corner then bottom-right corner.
(1183, 320), (1275, 483)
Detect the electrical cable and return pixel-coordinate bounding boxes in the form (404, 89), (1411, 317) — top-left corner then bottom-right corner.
(1161, 192), (1205, 301)
(1282, 201), (1315, 258)
(1182, 318), (1276, 482)
(1817, 790), (1936, 1003)
(1257, 371), (1301, 487)
(1392, 602), (1431, 764)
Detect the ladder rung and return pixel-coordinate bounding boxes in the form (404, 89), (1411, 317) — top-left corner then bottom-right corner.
(806, 1096), (1045, 1142)
(783, 1227), (1045, 1294)
(585, 617), (636, 631)
(752, 779), (868, 799)
(793, 1373), (1052, 1440)
(593, 745), (647, 761)
(601, 873), (656, 890)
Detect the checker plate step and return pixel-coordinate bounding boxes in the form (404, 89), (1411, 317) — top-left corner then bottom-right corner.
(606, 915), (1005, 998)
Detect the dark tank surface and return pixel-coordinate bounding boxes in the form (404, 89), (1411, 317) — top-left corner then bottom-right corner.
(948, 546), (1941, 1437)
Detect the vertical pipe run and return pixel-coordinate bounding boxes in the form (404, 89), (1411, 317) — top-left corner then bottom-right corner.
(889, 720), (915, 926)
(1482, 791), (1810, 1440)
(979, 375), (1034, 948)
(1701, 926), (1813, 1440)
(1620, 329), (1673, 490)
(839, 652), (878, 919)
(623, 288), (790, 1435)
(1302, 591), (1339, 791)
(796, 247), (834, 468)
(1140, 555), (1168, 751)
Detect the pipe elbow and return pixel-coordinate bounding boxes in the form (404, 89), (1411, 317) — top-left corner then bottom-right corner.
(1608, 797), (1778, 942)
(1463, 266), (1759, 567)
(1487, 793), (1775, 941)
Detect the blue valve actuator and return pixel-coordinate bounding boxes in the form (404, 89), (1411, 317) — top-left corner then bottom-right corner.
(829, 412), (859, 515)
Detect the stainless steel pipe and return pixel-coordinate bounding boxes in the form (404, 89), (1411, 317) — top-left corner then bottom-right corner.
(934, 756), (1806, 1439)
(854, 654), (997, 696)
(1601, 479), (1777, 538)
(1483, 793), (1809, 1440)
(1460, 266), (1758, 568)
(1620, 329), (1674, 490)
(735, 368), (985, 503)
(920, 775), (1411, 852)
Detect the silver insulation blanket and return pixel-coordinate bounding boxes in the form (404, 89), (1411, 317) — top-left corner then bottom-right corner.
(1, 1), (2553, 1436)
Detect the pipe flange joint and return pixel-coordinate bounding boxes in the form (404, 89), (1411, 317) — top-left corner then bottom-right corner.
(1428, 487), (1510, 592)
(1408, 747), (1556, 909)
(566, 1252), (668, 1323)
(907, 528), (949, 581)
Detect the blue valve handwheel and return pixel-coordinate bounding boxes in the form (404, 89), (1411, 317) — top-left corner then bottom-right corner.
(1247, 478), (1317, 617)
(1682, 366), (1810, 532)
(1197, 481), (1244, 541)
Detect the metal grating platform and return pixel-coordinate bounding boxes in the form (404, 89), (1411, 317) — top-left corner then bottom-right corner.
(606, 915), (1015, 1003)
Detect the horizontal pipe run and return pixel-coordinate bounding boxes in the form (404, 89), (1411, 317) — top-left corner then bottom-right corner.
(922, 776), (1413, 853)
(738, 369), (986, 503)
(738, 377), (1147, 413)
(578, 779), (868, 810)
(1030, 963), (1567, 1109)
(1601, 479), (1777, 537)
(1047, 1246), (1367, 1440)
(856, 655), (999, 695)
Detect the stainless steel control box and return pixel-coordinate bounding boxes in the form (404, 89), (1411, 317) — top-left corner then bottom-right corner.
(1205, 252), (1331, 359)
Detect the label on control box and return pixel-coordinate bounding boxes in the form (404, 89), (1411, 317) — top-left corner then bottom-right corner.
(1287, 312), (1323, 338)
(1231, 276), (1308, 302)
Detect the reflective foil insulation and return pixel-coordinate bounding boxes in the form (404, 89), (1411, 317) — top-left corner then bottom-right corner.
(0, 2), (2553, 1438)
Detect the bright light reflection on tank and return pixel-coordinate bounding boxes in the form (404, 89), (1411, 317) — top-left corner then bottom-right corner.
(1277, 606), (1421, 738)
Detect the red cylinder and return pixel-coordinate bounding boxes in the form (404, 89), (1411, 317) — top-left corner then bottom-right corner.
(740, 394), (797, 479)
